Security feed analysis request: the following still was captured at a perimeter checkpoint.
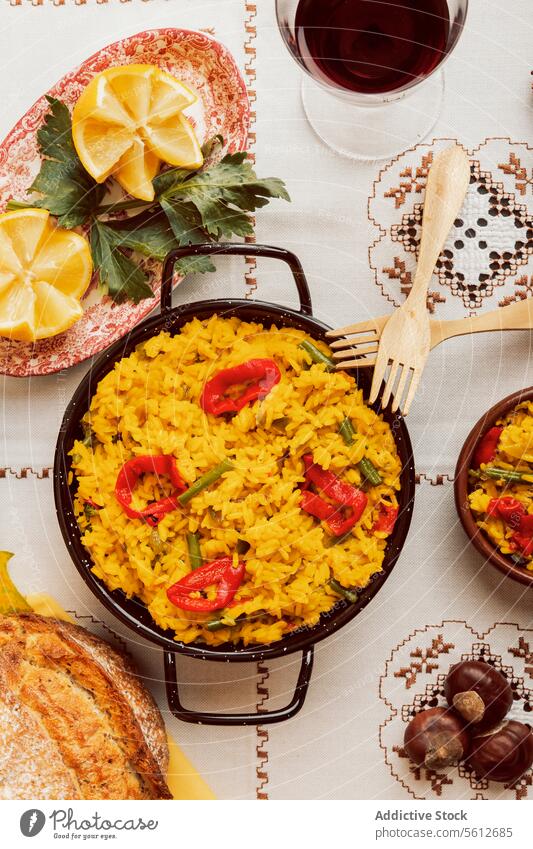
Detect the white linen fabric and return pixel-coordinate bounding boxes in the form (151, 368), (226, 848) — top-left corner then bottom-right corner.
(0, 0), (532, 800)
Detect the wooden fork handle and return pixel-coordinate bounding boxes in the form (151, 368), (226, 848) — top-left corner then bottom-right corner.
(332, 299), (533, 366)
(409, 146), (471, 306)
(430, 298), (533, 348)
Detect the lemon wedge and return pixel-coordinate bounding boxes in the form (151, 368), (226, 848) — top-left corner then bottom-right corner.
(72, 64), (203, 202)
(0, 209), (92, 342)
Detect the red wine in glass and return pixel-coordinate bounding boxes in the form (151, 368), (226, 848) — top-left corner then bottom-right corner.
(294, 0), (451, 95)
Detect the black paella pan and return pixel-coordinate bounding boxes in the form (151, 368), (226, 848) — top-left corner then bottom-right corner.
(54, 243), (415, 725)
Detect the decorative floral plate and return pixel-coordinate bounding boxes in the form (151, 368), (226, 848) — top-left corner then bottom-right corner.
(380, 620), (533, 800)
(0, 28), (249, 377)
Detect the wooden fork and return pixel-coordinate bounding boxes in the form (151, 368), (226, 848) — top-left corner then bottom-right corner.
(327, 297), (533, 369)
(360, 145), (471, 414)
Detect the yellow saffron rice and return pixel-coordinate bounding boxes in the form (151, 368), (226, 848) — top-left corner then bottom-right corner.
(71, 316), (402, 646)
(469, 400), (533, 570)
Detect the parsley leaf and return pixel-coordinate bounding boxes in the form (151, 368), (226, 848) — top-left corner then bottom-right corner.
(152, 167), (191, 197)
(158, 197), (205, 244)
(158, 198), (215, 275)
(106, 210), (216, 278)
(159, 152), (290, 240)
(28, 96), (105, 228)
(106, 211), (180, 262)
(90, 221), (154, 304)
(35, 95), (78, 161)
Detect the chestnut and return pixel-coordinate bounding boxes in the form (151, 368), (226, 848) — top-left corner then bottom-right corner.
(467, 720), (533, 783)
(404, 707), (470, 769)
(444, 660), (513, 732)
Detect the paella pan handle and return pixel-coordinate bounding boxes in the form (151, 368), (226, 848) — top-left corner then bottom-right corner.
(164, 646), (314, 726)
(161, 243), (313, 316)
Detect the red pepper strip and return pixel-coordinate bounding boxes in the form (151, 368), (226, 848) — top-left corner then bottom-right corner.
(487, 497), (533, 557)
(301, 491), (336, 522)
(167, 557), (245, 612)
(473, 426), (503, 468)
(518, 514), (533, 535)
(201, 359), (281, 415)
(372, 504), (399, 534)
(115, 455), (186, 528)
(487, 497), (525, 529)
(511, 533), (533, 557)
(301, 481), (365, 536)
(303, 455), (365, 506)
(327, 515), (360, 536)
(511, 532), (533, 558)
(301, 454), (367, 536)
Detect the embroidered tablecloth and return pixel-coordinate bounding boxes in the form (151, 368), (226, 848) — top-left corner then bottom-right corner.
(1, 0), (532, 800)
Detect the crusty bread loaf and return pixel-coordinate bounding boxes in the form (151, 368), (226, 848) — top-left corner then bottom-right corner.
(0, 614), (171, 800)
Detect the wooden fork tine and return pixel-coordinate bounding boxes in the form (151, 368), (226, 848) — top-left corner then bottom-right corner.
(335, 357), (377, 369)
(402, 370), (421, 416)
(391, 366), (410, 413)
(381, 361), (400, 409)
(332, 343), (379, 359)
(326, 319), (381, 340)
(329, 332), (379, 350)
(369, 353), (389, 404)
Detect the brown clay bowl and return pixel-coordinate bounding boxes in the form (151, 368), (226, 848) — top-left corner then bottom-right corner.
(454, 387), (533, 587)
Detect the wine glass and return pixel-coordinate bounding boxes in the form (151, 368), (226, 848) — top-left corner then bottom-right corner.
(276, 0), (469, 161)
